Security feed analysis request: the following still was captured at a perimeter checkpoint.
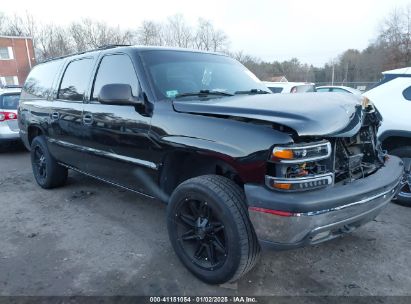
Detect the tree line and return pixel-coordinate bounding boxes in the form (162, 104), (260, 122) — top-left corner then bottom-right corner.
(0, 6), (410, 84)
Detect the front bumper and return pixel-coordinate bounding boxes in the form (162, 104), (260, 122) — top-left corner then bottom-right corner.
(245, 156), (404, 249)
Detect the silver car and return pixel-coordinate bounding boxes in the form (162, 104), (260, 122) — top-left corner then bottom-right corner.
(0, 86), (21, 144)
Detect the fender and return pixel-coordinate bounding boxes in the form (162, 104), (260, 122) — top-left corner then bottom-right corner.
(379, 130), (411, 143)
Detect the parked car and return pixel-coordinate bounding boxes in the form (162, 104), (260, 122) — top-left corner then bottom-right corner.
(363, 67), (411, 206)
(263, 81), (316, 93)
(0, 85), (21, 146)
(19, 46), (404, 284)
(316, 85), (363, 95)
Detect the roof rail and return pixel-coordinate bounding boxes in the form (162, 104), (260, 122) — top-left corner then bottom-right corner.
(40, 44), (132, 63)
(97, 44), (132, 50)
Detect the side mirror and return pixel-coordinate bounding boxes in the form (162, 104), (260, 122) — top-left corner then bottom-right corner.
(98, 84), (142, 106)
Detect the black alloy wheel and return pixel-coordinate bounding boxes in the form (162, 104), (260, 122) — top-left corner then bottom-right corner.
(33, 145), (47, 182)
(30, 135), (68, 189)
(167, 175), (260, 284)
(176, 198), (227, 271)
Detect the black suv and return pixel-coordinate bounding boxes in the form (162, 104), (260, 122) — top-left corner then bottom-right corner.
(19, 46), (404, 284)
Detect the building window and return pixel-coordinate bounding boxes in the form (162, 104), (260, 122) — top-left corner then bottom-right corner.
(0, 76), (18, 85)
(0, 47), (14, 60)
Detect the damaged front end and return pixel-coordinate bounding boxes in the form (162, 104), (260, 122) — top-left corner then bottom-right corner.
(246, 102), (404, 248)
(266, 102), (386, 192)
(334, 105), (384, 184)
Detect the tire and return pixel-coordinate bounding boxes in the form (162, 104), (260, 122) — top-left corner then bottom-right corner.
(30, 135), (68, 189)
(167, 175), (260, 284)
(390, 146), (411, 207)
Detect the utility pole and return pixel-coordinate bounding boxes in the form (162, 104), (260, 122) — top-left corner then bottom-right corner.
(331, 60), (335, 85)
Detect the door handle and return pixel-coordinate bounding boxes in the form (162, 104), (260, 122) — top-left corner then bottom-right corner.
(83, 113), (93, 125)
(51, 112), (59, 120)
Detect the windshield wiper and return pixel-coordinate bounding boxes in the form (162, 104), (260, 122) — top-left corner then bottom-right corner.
(234, 89), (270, 95)
(175, 90), (234, 98)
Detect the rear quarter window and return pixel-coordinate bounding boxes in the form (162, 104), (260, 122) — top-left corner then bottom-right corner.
(403, 86), (411, 100)
(22, 59), (64, 99)
(0, 94), (20, 109)
(295, 85), (315, 93)
(268, 87), (283, 93)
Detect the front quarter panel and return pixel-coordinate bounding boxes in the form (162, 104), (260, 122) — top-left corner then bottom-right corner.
(149, 101), (293, 183)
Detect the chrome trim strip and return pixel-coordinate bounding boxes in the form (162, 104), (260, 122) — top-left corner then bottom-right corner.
(297, 187), (396, 217)
(272, 141), (332, 164)
(48, 138), (158, 170)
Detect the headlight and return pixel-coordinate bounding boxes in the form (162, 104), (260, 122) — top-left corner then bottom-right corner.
(267, 140), (333, 192)
(271, 141), (331, 163)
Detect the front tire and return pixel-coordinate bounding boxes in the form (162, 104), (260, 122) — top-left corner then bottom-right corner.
(390, 146), (411, 207)
(31, 136), (68, 189)
(167, 175), (260, 284)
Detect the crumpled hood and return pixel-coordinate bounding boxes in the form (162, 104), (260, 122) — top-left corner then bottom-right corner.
(173, 92), (363, 137)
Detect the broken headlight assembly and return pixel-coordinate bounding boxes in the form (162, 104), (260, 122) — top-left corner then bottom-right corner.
(266, 140), (334, 191)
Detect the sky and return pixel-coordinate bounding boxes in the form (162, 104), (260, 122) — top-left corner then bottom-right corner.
(1, 0), (410, 67)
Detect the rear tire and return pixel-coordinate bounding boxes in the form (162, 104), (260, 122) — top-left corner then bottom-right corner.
(390, 146), (411, 207)
(31, 136), (68, 189)
(167, 175), (260, 284)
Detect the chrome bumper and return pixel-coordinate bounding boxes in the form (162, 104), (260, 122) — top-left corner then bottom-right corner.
(246, 156), (404, 249)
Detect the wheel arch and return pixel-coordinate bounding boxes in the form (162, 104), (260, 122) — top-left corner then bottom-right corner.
(159, 150), (250, 200)
(380, 130), (411, 152)
(27, 124), (46, 146)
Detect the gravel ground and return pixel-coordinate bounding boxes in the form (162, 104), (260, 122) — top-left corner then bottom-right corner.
(0, 145), (410, 296)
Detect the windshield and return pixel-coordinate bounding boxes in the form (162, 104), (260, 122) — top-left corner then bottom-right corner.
(0, 93), (20, 110)
(140, 50), (270, 100)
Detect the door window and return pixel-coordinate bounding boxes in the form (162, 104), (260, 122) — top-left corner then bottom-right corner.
(92, 54), (139, 100)
(58, 58), (94, 101)
(316, 88), (330, 92)
(403, 86), (411, 101)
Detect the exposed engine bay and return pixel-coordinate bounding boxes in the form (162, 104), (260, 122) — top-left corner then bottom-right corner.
(266, 104), (385, 190)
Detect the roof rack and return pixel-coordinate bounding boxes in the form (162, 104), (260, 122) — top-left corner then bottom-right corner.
(41, 44), (132, 63)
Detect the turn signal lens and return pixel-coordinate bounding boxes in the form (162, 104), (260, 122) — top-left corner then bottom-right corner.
(272, 149), (294, 160)
(272, 183), (291, 190)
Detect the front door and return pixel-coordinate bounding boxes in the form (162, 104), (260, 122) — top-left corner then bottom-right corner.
(82, 53), (155, 195)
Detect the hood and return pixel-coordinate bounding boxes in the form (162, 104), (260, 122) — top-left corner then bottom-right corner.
(172, 92), (363, 137)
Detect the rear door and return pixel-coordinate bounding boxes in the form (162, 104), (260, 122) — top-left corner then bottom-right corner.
(49, 57), (95, 169)
(82, 53), (154, 194)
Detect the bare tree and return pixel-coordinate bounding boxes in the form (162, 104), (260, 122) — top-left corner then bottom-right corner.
(69, 19), (133, 51)
(36, 25), (73, 60)
(377, 4), (411, 68)
(164, 14), (193, 48)
(195, 18), (229, 52)
(136, 20), (164, 46)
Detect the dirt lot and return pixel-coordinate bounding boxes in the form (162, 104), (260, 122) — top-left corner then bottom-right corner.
(0, 145), (410, 296)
